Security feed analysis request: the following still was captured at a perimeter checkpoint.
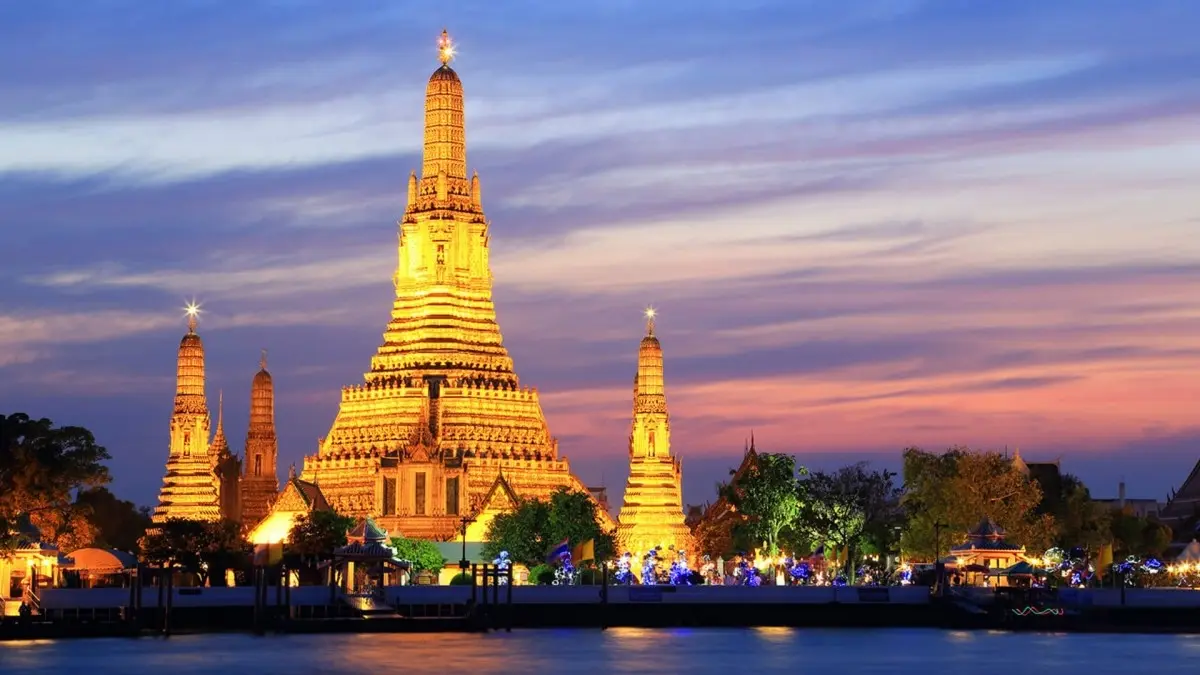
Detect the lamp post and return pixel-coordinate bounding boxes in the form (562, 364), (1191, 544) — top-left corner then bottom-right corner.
(933, 522), (948, 563)
(933, 521), (949, 595)
(459, 516), (475, 571)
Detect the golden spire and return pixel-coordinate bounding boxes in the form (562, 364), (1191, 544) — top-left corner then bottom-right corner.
(211, 390), (229, 456)
(437, 28), (455, 66)
(185, 301), (200, 333)
(175, 302), (207, 411)
(636, 308), (665, 413)
(423, 29), (466, 181)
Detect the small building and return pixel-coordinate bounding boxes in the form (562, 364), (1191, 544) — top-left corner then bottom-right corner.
(61, 548), (137, 588)
(950, 518), (1029, 586)
(1, 526), (66, 616)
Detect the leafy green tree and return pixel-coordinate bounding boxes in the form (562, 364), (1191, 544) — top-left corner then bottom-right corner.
(482, 498), (551, 564)
(287, 510), (355, 573)
(1, 413), (111, 554)
(390, 536), (445, 574)
(720, 453), (804, 555)
(482, 488), (616, 566)
(796, 463), (901, 582)
(76, 487), (152, 553)
(1109, 509), (1173, 558)
(139, 518), (247, 586)
(900, 447), (1055, 560)
(1052, 475), (1111, 551)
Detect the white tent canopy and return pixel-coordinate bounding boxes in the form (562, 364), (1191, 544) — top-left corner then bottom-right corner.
(1177, 540), (1200, 562)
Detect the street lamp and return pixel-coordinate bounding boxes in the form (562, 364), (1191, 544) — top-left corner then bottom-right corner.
(459, 516), (475, 571)
(933, 522), (949, 563)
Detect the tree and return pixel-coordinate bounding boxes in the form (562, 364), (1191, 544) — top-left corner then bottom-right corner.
(75, 487), (152, 553)
(0, 413), (111, 554)
(720, 453), (803, 555)
(482, 488), (616, 566)
(482, 498), (551, 565)
(796, 463), (901, 583)
(139, 518), (248, 586)
(1051, 474), (1111, 551)
(390, 536), (445, 574)
(1109, 509), (1173, 558)
(286, 510), (354, 580)
(900, 447), (1055, 560)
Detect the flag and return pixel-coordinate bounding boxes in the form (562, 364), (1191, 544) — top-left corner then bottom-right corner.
(546, 538), (570, 563)
(571, 539), (595, 563)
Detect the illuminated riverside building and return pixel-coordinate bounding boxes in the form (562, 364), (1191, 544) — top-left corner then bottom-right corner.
(258, 31), (612, 542)
(616, 310), (691, 557)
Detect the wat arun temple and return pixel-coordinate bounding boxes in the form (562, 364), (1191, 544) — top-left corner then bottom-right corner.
(152, 31), (690, 555)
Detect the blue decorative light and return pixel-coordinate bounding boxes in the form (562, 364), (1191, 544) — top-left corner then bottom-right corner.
(553, 553), (576, 585)
(641, 549), (661, 586)
(492, 550), (511, 585)
(669, 550), (692, 585)
(614, 552), (635, 585)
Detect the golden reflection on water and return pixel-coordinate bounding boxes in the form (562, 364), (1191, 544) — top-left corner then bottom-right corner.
(0, 640), (56, 648)
(752, 626), (795, 642)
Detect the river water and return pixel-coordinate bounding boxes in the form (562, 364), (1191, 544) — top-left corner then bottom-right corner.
(2, 628), (1197, 673)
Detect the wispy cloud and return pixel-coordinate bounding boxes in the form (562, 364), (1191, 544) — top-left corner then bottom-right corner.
(3, 0), (1199, 506)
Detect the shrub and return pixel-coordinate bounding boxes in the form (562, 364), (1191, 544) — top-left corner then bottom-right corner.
(448, 572), (473, 586)
(528, 564), (555, 585)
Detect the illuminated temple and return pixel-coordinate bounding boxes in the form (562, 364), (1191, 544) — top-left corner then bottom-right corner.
(616, 311), (691, 556)
(152, 309), (222, 523)
(153, 306), (281, 528)
(282, 31), (613, 540)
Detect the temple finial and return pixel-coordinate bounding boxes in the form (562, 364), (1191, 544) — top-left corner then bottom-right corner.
(260, 348), (268, 371)
(288, 463), (297, 480)
(644, 306), (656, 337)
(216, 390), (224, 427)
(185, 302), (200, 333)
(437, 29), (455, 66)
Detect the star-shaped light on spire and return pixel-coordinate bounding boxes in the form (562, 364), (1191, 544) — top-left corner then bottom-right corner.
(184, 301), (201, 333)
(644, 306), (657, 336)
(437, 29), (456, 65)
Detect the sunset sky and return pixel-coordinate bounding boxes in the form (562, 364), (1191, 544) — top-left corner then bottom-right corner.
(2, 1), (1198, 510)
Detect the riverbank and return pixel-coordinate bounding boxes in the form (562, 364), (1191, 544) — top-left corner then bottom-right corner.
(3, 585), (1198, 640)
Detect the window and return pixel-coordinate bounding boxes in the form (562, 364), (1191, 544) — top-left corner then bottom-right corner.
(382, 477), (397, 516)
(414, 473), (427, 516)
(445, 477), (460, 516)
(254, 454), (262, 477)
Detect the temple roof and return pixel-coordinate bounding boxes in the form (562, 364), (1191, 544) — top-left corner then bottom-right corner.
(291, 476), (330, 511)
(348, 517), (389, 544)
(950, 517), (1024, 552)
(429, 64), (460, 83)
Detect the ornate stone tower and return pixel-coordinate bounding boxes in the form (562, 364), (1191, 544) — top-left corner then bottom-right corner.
(212, 391), (243, 522)
(296, 30), (609, 540)
(240, 350), (280, 527)
(616, 309), (691, 556)
(153, 306), (221, 523)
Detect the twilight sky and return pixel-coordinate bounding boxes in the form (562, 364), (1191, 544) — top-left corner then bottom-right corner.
(2, 0), (1199, 511)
